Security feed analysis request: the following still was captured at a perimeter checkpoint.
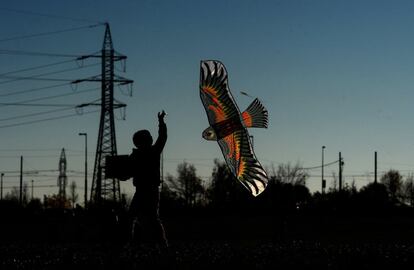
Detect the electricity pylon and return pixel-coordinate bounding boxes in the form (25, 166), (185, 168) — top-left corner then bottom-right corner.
(58, 148), (67, 200)
(73, 23), (133, 205)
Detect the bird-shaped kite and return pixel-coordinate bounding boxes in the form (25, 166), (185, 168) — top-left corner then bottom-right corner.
(199, 60), (269, 196)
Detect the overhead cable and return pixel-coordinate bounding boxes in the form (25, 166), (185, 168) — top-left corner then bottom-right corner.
(0, 109), (99, 129)
(0, 24), (102, 43)
(0, 87), (98, 107)
(0, 83), (69, 97)
(0, 7), (103, 24)
(0, 62), (99, 85)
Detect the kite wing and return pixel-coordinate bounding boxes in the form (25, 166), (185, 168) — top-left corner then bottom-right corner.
(199, 60), (241, 131)
(218, 129), (268, 196)
(200, 60), (268, 196)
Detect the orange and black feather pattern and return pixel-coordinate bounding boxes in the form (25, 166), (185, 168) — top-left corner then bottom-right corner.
(241, 98), (268, 129)
(200, 60), (268, 196)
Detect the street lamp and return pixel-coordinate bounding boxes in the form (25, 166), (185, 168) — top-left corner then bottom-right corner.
(322, 146), (326, 193)
(79, 133), (88, 207)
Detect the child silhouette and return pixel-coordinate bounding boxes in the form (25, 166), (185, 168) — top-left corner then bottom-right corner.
(129, 110), (168, 248)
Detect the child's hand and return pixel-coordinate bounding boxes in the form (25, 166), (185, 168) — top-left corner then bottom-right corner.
(158, 110), (166, 122)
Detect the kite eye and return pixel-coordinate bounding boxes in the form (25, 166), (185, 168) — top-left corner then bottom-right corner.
(202, 128), (216, 141)
(208, 131), (217, 140)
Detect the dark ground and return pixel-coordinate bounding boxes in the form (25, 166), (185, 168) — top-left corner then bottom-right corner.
(1, 212), (414, 269)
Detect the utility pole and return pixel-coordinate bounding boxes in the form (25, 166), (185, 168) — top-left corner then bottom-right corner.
(0, 173), (3, 200)
(374, 151), (377, 184)
(31, 179), (34, 200)
(73, 23), (133, 205)
(79, 133), (88, 207)
(339, 152), (343, 191)
(322, 146), (326, 193)
(19, 156), (23, 205)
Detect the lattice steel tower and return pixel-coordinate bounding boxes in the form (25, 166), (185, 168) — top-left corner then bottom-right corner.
(58, 148), (67, 199)
(73, 23), (133, 204)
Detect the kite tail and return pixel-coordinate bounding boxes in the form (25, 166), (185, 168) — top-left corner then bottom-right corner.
(241, 98), (268, 128)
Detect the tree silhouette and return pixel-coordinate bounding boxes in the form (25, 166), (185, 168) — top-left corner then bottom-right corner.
(69, 181), (78, 208)
(4, 183), (28, 205)
(270, 162), (308, 185)
(43, 194), (71, 209)
(4, 186), (19, 202)
(380, 170), (403, 204)
(358, 182), (389, 211)
(403, 173), (414, 206)
(329, 172), (338, 192)
(264, 162), (311, 213)
(206, 159), (248, 210)
(166, 162), (205, 207)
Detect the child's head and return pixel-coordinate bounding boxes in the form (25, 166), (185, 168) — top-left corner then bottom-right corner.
(133, 129), (153, 148)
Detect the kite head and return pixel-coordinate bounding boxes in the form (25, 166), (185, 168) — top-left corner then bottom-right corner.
(133, 129), (153, 149)
(202, 126), (217, 141)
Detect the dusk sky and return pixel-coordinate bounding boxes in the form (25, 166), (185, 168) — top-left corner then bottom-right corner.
(1, 0), (414, 201)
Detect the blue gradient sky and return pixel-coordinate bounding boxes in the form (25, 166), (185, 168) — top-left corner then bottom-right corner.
(1, 0), (414, 201)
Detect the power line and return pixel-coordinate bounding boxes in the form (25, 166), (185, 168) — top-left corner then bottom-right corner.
(0, 148), (79, 152)
(0, 107), (73, 122)
(0, 59), (75, 78)
(0, 153), (84, 159)
(1, 169), (59, 174)
(0, 24), (103, 43)
(0, 62), (99, 85)
(0, 49), (83, 58)
(0, 83), (70, 97)
(302, 160), (339, 170)
(0, 87), (98, 107)
(5, 174), (89, 179)
(0, 77), (73, 83)
(0, 108), (73, 121)
(2, 185), (57, 189)
(3, 175), (90, 182)
(0, 109), (99, 129)
(0, 148), (89, 154)
(308, 174), (371, 178)
(0, 103), (77, 107)
(0, 7), (103, 24)
(166, 157), (218, 161)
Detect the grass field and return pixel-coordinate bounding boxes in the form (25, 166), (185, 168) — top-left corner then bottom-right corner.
(1, 240), (413, 269)
(1, 214), (414, 269)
